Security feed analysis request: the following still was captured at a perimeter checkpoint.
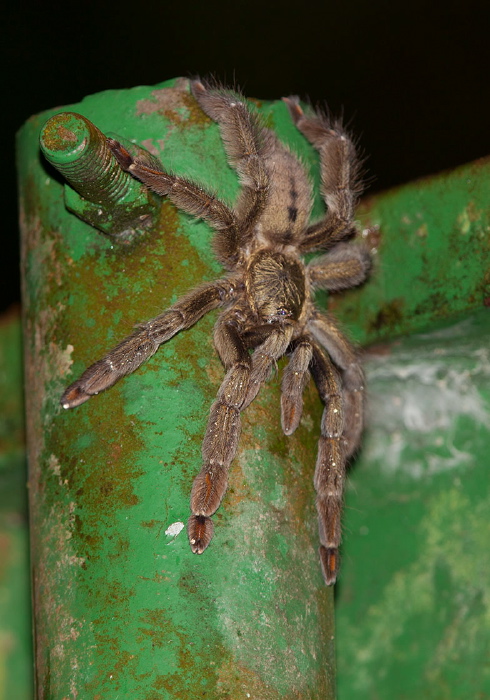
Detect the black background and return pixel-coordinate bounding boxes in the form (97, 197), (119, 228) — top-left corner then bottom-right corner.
(5, 0), (489, 314)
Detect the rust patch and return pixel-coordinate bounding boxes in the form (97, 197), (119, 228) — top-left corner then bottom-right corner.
(136, 80), (211, 128)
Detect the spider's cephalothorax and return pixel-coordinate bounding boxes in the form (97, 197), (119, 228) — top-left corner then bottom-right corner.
(61, 80), (371, 585)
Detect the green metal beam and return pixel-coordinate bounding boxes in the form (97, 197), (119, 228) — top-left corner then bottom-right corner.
(332, 153), (490, 698)
(334, 156), (490, 344)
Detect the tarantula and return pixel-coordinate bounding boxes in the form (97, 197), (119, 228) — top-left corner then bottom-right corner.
(61, 79), (371, 585)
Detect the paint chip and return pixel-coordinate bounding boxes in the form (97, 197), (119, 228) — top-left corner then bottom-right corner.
(165, 521), (185, 538)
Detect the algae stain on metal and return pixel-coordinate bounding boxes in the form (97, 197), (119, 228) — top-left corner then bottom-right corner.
(19, 200), (103, 695)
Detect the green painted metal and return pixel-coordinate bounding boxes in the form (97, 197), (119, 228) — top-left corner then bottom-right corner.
(18, 79), (335, 699)
(332, 157), (490, 697)
(336, 308), (490, 699)
(0, 311), (32, 700)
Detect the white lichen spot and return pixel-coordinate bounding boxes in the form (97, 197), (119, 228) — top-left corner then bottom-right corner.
(457, 207), (472, 235)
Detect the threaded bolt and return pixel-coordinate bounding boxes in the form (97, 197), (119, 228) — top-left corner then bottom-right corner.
(39, 112), (159, 240)
(40, 112), (135, 205)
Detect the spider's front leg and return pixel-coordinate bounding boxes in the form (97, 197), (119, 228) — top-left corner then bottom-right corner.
(61, 280), (235, 409)
(188, 320), (294, 552)
(107, 138), (240, 266)
(188, 315), (252, 553)
(242, 323), (295, 409)
(280, 338), (313, 435)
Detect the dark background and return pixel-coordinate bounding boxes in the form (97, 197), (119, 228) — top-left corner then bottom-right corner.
(5, 0), (489, 314)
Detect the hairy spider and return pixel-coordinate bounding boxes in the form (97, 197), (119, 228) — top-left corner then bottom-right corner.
(61, 79), (371, 585)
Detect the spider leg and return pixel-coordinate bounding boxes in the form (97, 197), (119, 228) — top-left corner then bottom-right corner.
(108, 138), (240, 267)
(309, 342), (346, 585)
(188, 321), (295, 551)
(188, 315), (251, 553)
(308, 310), (365, 457)
(307, 241), (372, 292)
(192, 81), (316, 249)
(61, 279), (236, 409)
(190, 80), (271, 242)
(281, 337), (313, 435)
(242, 323), (295, 409)
(283, 97), (362, 252)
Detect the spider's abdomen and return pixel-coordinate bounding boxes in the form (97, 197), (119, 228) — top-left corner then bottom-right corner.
(246, 250), (306, 322)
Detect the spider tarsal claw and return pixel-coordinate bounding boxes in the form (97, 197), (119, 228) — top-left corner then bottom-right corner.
(319, 545), (339, 585)
(60, 384), (91, 409)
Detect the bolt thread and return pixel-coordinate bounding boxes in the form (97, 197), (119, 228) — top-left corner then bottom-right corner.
(40, 112), (132, 205)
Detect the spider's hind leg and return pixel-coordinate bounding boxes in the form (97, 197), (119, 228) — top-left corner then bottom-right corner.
(107, 137), (240, 268)
(309, 342), (347, 585)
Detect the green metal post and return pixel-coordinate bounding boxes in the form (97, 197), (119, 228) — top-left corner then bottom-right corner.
(18, 79), (335, 699)
(16, 77), (490, 698)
